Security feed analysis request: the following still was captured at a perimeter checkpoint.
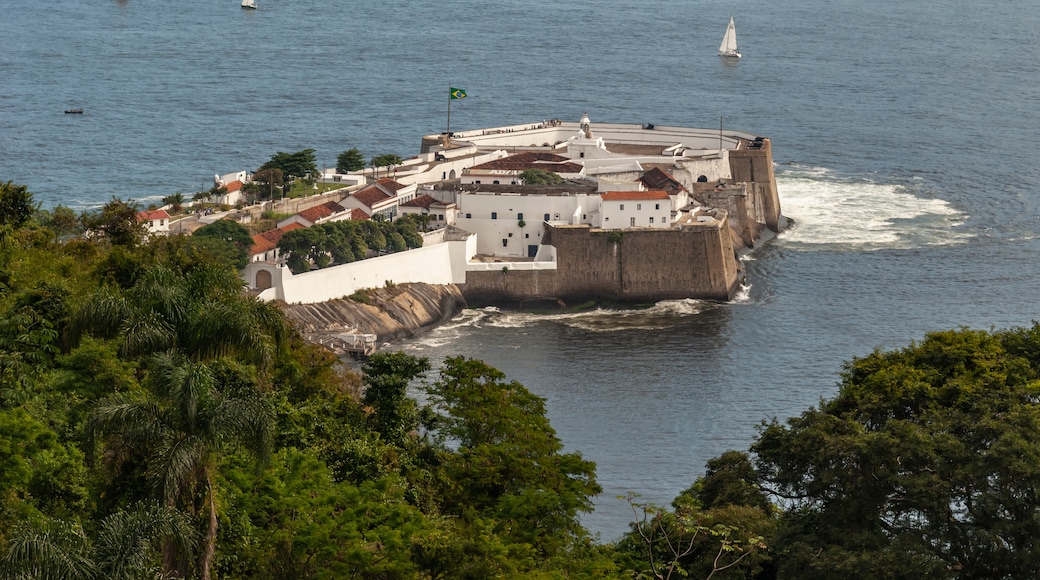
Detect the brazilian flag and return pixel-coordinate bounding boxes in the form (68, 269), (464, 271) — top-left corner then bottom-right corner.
(450, 87), (467, 100)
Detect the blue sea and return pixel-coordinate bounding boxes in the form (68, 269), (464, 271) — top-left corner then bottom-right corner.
(4, 0), (1040, 540)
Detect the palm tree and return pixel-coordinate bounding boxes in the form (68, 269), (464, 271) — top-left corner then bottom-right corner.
(89, 353), (272, 580)
(74, 263), (286, 366)
(2, 503), (196, 580)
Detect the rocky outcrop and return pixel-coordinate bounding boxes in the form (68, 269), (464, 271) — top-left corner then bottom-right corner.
(279, 282), (466, 345)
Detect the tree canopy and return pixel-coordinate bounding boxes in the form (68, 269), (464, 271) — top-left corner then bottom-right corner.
(192, 219), (253, 269)
(336, 148), (366, 173)
(752, 326), (1040, 578)
(258, 149), (317, 183)
(520, 168), (564, 185)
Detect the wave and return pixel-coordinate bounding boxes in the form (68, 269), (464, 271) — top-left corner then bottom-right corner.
(405, 300), (712, 346)
(774, 165), (969, 251)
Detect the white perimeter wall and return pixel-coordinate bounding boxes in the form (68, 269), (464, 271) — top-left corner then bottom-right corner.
(251, 240), (473, 304)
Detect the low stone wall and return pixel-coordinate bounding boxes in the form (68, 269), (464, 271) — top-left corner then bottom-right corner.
(460, 218), (740, 306)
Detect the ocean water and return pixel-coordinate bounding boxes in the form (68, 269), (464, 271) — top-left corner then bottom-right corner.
(4, 0), (1040, 539)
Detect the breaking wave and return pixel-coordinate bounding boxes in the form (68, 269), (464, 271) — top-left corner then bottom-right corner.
(774, 165), (969, 251)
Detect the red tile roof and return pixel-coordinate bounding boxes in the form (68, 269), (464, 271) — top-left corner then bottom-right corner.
(136, 209), (170, 221)
(351, 185), (394, 207)
(225, 180), (244, 193)
(638, 167), (687, 194)
(374, 177), (407, 193)
(250, 222), (304, 255)
(349, 208), (370, 220)
(297, 201), (345, 224)
(470, 152), (583, 174)
(600, 190), (671, 201)
(400, 194), (438, 209)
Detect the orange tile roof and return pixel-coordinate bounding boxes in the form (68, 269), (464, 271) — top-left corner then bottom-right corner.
(349, 208), (370, 220)
(297, 201), (345, 224)
(351, 185), (393, 207)
(225, 180), (244, 192)
(250, 222), (305, 255)
(136, 209), (170, 221)
(471, 152), (583, 174)
(374, 177), (406, 193)
(600, 190), (671, 201)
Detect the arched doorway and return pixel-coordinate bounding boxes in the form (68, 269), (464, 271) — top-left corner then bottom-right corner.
(256, 269), (272, 291)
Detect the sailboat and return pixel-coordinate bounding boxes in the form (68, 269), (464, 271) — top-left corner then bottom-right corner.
(718, 17), (741, 58)
(241, 0), (256, 9)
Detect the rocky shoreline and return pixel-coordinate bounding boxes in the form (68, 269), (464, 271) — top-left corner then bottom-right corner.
(279, 283), (467, 351)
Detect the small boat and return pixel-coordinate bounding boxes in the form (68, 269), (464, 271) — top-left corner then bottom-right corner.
(65, 108), (84, 114)
(241, 0), (256, 9)
(718, 17), (741, 58)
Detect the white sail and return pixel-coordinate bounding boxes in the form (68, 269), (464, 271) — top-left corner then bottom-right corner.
(241, 0), (256, 9)
(718, 17), (740, 58)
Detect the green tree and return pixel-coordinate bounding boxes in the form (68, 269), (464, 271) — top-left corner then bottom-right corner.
(520, 168), (564, 185)
(88, 353), (273, 580)
(336, 148), (366, 173)
(73, 262), (283, 365)
(192, 219), (253, 270)
(370, 154), (402, 178)
(162, 192), (185, 212)
(252, 168), (284, 201)
(425, 357), (601, 557)
(81, 198), (145, 247)
(2, 503), (197, 580)
(0, 181), (37, 229)
(753, 326), (1040, 578)
(37, 205), (83, 239)
(260, 149), (318, 183)
(361, 352), (430, 446)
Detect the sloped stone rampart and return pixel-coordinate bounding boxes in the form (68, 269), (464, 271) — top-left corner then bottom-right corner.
(279, 282), (467, 344)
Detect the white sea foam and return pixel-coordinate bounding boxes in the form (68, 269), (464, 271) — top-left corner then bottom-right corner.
(435, 299), (711, 333)
(775, 166), (969, 251)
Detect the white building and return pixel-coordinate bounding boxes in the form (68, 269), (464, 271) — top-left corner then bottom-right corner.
(600, 191), (672, 228)
(136, 209), (170, 235)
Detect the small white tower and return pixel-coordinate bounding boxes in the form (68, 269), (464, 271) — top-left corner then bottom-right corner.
(580, 112), (593, 139)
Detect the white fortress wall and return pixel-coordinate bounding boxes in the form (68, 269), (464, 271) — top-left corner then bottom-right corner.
(270, 242), (464, 304)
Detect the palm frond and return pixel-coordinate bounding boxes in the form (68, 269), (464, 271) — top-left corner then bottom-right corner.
(73, 289), (132, 342)
(94, 501), (198, 580)
(2, 518), (97, 580)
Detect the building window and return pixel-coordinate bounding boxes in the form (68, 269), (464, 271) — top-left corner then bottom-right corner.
(650, 217), (654, 223)
(491, 212), (497, 219)
(466, 213), (471, 218)
(554, 213), (560, 219)
(525, 233), (529, 238)
(475, 180), (481, 184)
(502, 239), (508, 247)
(508, 233), (513, 237)
(620, 204), (624, 210)
(544, 213), (550, 221)
(517, 212), (523, 220)
(582, 214), (586, 220)
(655, 203), (660, 210)
(637, 203), (641, 210)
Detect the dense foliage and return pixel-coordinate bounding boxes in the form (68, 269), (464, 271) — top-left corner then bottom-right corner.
(336, 148), (367, 174)
(276, 217), (423, 274)
(259, 149), (318, 183)
(6, 181), (1040, 579)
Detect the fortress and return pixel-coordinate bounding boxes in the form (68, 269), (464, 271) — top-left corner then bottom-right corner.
(242, 114), (783, 309)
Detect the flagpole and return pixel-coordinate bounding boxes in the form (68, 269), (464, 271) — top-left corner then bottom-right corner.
(446, 85), (452, 145)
